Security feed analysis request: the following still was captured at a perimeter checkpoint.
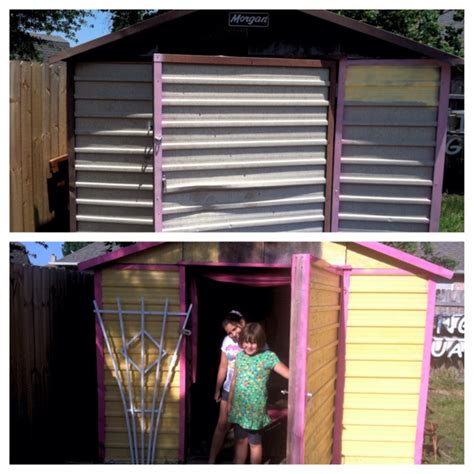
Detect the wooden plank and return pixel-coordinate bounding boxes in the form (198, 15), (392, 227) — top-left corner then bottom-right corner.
(342, 409), (418, 426)
(342, 455), (413, 464)
(20, 62), (34, 230)
(342, 424), (417, 442)
(350, 275), (427, 293)
(344, 393), (419, 411)
(50, 64), (60, 159)
(347, 309), (426, 328)
(58, 64), (68, 155)
(10, 61), (23, 231)
(42, 63), (52, 224)
(31, 63), (44, 227)
(345, 360), (422, 378)
(346, 327), (425, 344)
(345, 343), (424, 362)
(342, 440), (415, 458)
(344, 377), (420, 395)
(348, 292), (427, 310)
(119, 243), (183, 264)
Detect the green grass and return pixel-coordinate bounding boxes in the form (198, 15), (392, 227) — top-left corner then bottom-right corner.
(423, 367), (464, 464)
(440, 194), (464, 232)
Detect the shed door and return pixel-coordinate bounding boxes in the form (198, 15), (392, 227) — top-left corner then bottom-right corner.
(287, 255), (345, 464)
(154, 54), (336, 232)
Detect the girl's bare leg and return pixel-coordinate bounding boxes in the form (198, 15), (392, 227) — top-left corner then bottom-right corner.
(234, 437), (249, 464)
(249, 443), (262, 464)
(208, 400), (230, 463)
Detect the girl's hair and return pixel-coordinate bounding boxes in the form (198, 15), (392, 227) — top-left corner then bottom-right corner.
(221, 310), (245, 330)
(239, 322), (267, 351)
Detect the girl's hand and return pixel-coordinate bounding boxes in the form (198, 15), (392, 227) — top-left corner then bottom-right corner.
(214, 390), (221, 402)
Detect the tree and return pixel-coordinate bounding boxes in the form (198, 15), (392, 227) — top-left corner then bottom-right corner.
(62, 242), (92, 257)
(333, 10), (464, 57)
(10, 10), (91, 60)
(106, 10), (159, 32)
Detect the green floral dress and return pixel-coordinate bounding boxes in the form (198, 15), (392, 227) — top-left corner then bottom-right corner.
(229, 350), (280, 430)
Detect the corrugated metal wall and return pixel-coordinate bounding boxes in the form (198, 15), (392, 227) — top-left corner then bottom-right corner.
(337, 64), (441, 231)
(304, 260), (340, 463)
(160, 60), (332, 231)
(74, 63), (154, 231)
(341, 274), (427, 463)
(101, 268), (181, 463)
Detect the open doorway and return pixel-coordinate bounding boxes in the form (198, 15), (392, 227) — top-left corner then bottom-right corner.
(185, 266), (291, 463)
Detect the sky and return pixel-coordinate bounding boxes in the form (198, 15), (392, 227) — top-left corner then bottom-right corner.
(22, 242), (64, 265)
(68, 10), (111, 46)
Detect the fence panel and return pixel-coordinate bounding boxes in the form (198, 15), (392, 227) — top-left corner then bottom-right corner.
(10, 61), (68, 231)
(10, 264), (97, 463)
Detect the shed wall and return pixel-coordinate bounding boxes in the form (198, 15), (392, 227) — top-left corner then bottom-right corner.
(100, 267), (181, 462)
(337, 64), (442, 232)
(341, 274), (428, 463)
(304, 260), (340, 463)
(74, 63), (154, 231)
(159, 59), (333, 231)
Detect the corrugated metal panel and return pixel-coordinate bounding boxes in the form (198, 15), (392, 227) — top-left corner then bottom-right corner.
(161, 61), (332, 231)
(101, 268), (181, 463)
(341, 274), (426, 464)
(304, 261), (340, 464)
(338, 65), (441, 231)
(74, 63), (154, 231)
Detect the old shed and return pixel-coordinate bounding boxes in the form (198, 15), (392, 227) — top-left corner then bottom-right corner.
(79, 241), (453, 463)
(52, 10), (463, 232)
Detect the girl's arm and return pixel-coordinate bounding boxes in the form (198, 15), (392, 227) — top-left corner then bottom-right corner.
(214, 352), (228, 401)
(273, 361), (289, 380)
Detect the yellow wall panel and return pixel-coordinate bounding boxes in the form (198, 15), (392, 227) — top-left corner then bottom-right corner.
(320, 242), (347, 265)
(350, 275), (427, 293)
(343, 456), (413, 464)
(346, 327), (425, 344)
(344, 393), (419, 411)
(345, 360), (422, 378)
(349, 292), (427, 310)
(183, 242), (220, 262)
(308, 308), (339, 330)
(345, 343), (424, 361)
(345, 84), (438, 105)
(346, 65), (440, 83)
(344, 377), (421, 394)
(347, 310), (426, 328)
(343, 425), (417, 442)
(103, 269), (180, 288)
(343, 409), (417, 426)
(118, 243), (183, 264)
(342, 440), (415, 458)
(346, 247), (398, 269)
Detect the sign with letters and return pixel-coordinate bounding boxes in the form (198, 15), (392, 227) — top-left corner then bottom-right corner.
(229, 12), (270, 28)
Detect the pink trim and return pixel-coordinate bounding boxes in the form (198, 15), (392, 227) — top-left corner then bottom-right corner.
(332, 269), (351, 464)
(350, 268), (416, 276)
(310, 255), (351, 276)
(178, 260), (290, 269)
(331, 58), (347, 232)
(190, 278), (198, 384)
(94, 271), (105, 462)
(414, 280), (437, 463)
(429, 63), (451, 231)
(153, 56), (164, 231)
(178, 265), (186, 462)
(354, 242), (454, 279)
(78, 242), (162, 270)
(346, 59), (446, 66)
(108, 263), (178, 271)
(287, 254), (311, 463)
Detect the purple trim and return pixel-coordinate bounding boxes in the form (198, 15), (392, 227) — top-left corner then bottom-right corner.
(178, 260), (290, 269)
(108, 263), (178, 271)
(429, 64), (451, 231)
(287, 254), (311, 463)
(331, 58), (347, 232)
(350, 268), (416, 276)
(94, 271), (105, 462)
(190, 278), (198, 384)
(414, 280), (437, 463)
(78, 242), (162, 270)
(179, 265), (187, 463)
(199, 272), (290, 286)
(346, 59), (446, 66)
(354, 242), (454, 279)
(332, 269), (351, 464)
(153, 56), (164, 231)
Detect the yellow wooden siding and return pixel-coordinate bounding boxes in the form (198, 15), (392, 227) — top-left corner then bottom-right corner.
(101, 268), (182, 463)
(341, 273), (427, 464)
(345, 246), (399, 269)
(183, 242), (220, 262)
(119, 243), (184, 264)
(304, 260), (340, 464)
(345, 65), (440, 106)
(320, 242), (347, 266)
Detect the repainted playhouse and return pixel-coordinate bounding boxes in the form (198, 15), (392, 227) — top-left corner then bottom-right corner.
(79, 241), (453, 464)
(53, 10), (463, 232)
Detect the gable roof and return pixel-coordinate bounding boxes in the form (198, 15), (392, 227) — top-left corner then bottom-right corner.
(78, 241), (453, 280)
(50, 10), (463, 65)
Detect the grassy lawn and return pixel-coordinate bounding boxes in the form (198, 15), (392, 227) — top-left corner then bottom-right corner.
(440, 194), (464, 232)
(423, 367), (464, 464)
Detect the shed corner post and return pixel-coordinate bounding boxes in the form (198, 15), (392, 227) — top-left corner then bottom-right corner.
(94, 270), (106, 462)
(153, 54), (164, 232)
(429, 62), (451, 231)
(330, 57), (347, 232)
(414, 279), (437, 463)
(332, 267), (351, 464)
(287, 254), (311, 464)
(178, 264), (187, 463)
(67, 60), (77, 232)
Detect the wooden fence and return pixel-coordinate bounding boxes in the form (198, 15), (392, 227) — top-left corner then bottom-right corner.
(10, 61), (68, 232)
(10, 264), (97, 463)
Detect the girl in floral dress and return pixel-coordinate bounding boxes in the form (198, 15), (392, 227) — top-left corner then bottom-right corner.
(228, 323), (289, 464)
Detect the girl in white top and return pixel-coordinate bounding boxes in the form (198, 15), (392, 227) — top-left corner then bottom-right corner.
(208, 311), (246, 463)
